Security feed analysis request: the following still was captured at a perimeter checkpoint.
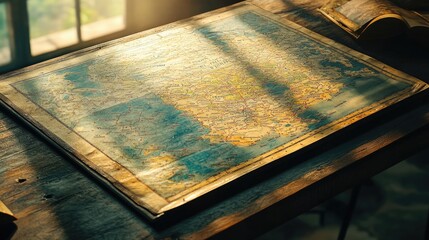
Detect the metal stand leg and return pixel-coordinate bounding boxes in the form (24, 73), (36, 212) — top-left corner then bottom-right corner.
(337, 185), (361, 240)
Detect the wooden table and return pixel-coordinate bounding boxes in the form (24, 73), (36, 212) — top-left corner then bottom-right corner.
(1, 0), (428, 239)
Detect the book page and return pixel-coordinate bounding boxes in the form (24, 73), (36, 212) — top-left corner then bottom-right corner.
(335, 0), (398, 29)
(319, 0), (402, 34)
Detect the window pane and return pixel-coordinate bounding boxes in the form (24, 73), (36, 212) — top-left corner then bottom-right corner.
(0, 3), (11, 66)
(80, 0), (126, 41)
(28, 0), (78, 56)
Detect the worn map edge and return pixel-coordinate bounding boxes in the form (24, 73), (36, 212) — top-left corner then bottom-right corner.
(0, 1), (427, 217)
(0, 99), (165, 219)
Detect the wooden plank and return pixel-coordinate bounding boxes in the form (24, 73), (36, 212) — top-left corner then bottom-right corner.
(0, 0), (428, 239)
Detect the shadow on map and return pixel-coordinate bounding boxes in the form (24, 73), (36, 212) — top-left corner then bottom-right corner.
(194, 8), (410, 134)
(194, 19), (330, 132)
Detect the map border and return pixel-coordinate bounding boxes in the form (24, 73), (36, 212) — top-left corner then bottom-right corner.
(0, 2), (427, 218)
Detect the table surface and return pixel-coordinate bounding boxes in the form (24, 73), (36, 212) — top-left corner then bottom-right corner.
(1, 0), (428, 239)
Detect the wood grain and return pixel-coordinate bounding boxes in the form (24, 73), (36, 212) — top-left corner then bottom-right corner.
(0, 0), (428, 239)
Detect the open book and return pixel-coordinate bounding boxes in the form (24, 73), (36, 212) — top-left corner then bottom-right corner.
(319, 0), (429, 41)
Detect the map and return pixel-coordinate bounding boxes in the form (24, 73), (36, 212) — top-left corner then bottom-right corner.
(0, 3), (426, 217)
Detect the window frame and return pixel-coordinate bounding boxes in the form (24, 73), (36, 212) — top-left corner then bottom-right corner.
(0, 0), (129, 74)
(0, 0), (242, 74)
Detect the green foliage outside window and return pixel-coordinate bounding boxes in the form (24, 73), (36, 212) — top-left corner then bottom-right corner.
(0, 3), (11, 65)
(0, 4), (9, 50)
(28, 0), (124, 39)
(28, 0), (76, 39)
(80, 0), (124, 25)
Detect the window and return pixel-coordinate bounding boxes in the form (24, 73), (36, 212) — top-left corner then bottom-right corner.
(28, 0), (126, 56)
(0, 0), (240, 74)
(0, 2), (11, 66)
(0, 0), (129, 73)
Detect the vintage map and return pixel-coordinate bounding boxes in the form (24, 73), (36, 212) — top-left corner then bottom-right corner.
(0, 3), (427, 217)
